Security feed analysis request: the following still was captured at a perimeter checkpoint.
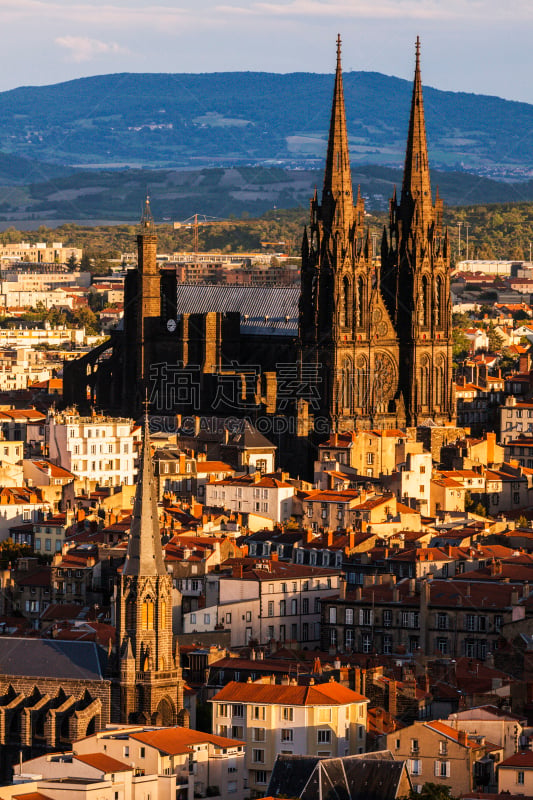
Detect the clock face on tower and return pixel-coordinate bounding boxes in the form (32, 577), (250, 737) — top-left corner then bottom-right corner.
(167, 318), (177, 333)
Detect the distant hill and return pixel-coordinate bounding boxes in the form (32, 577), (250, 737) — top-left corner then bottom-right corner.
(0, 71), (531, 176)
(0, 164), (532, 225)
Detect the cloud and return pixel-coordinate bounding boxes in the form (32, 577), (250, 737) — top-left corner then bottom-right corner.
(216, 0), (533, 22)
(55, 35), (130, 62)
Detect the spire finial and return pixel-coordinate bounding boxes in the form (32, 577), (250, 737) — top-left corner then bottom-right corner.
(336, 33), (342, 68)
(141, 194), (154, 229)
(416, 35), (420, 63)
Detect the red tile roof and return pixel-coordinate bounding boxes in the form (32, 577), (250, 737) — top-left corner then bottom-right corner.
(499, 751), (533, 768)
(130, 727), (243, 755)
(74, 753), (132, 773)
(211, 680), (367, 706)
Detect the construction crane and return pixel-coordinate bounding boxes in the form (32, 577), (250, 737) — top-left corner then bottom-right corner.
(174, 213), (226, 253)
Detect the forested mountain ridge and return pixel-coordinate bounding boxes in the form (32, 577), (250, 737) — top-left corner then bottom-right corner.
(0, 71), (531, 175)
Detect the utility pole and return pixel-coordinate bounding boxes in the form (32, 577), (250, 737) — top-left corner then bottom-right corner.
(465, 223), (470, 261)
(457, 222), (462, 262)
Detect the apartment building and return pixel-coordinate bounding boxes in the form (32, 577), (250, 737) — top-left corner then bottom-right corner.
(318, 429), (416, 478)
(205, 473), (294, 522)
(321, 576), (525, 660)
(500, 397), (533, 444)
(387, 720), (501, 795)
(46, 409), (138, 486)
(9, 723), (245, 800)
(204, 559), (342, 648)
(498, 751), (533, 794)
(210, 679), (368, 798)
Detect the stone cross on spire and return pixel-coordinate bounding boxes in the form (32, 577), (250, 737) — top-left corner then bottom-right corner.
(123, 411), (166, 577)
(401, 36), (433, 231)
(322, 33), (354, 237)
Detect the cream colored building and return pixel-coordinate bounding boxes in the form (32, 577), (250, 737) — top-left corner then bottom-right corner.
(386, 719), (501, 795)
(74, 724), (247, 800)
(498, 751), (533, 794)
(210, 679), (368, 798)
(0, 241), (82, 263)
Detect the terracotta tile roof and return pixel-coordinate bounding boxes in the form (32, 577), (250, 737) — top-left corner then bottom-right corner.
(196, 461), (234, 473)
(499, 751), (533, 768)
(303, 490), (361, 503)
(352, 495), (395, 511)
(12, 793), (55, 800)
(130, 727), (243, 754)
(211, 680), (367, 706)
(424, 720), (479, 748)
(75, 752), (132, 773)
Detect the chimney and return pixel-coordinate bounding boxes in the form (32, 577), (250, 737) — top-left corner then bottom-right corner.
(458, 730), (467, 747)
(327, 530), (334, 547)
(271, 552), (278, 562)
(304, 528), (314, 545)
(339, 580), (347, 601)
(349, 531), (356, 549)
(388, 680), (398, 718)
(232, 564), (243, 579)
(361, 668), (366, 697)
(194, 416), (201, 436)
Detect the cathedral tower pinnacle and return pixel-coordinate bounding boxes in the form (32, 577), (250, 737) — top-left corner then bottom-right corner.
(401, 36), (433, 232)
(322, 34), (354, 237)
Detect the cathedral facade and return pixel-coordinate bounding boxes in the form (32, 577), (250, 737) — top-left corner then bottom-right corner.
(64, 38), (455, 463)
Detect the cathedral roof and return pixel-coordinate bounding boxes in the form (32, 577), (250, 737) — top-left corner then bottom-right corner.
(0, 637), (106, 681)
(123, 414), (166, 577)
(174, 285), (299, 335)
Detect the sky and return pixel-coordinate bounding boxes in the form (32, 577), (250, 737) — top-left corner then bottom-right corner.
(1, 0), (531, 104)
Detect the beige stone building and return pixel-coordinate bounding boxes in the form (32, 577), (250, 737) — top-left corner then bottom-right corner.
(386, 719), (501, 795)
(498, 751), (533, 794)
(210, 679), (368, 798)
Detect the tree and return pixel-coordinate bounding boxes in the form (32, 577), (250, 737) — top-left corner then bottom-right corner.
(487, 323), (504, 353)
(452, 329), (470, 362)
(410, 783), (457, 800)
(474, 502), (487, 517)
(516, 515), (529, 529)
(66, 253), (78, 271)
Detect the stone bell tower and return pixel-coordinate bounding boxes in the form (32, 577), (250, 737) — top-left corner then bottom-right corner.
(114, 413), (184, 725)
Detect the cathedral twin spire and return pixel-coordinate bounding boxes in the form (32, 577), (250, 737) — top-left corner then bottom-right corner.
(322, 34), (354, 237)
(401, 36), (434, 232)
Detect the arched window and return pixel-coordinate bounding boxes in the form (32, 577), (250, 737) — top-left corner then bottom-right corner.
(436, 275), (444, 328)
(342, 276), (352, 327)
(355, 358), (367, 410)
(420, 357), (431, 407)
(357, 276), (365, 327)
(421, 275), (430, 328)
(142, 599), (154, 630)
(341, 358), (353, 412)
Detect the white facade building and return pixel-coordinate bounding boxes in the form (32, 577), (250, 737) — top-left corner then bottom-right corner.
(205, 474), (294, 522)
(47, 410), (138, 486)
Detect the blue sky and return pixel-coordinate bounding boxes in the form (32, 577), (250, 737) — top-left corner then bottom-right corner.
(2, 0), (531, 104)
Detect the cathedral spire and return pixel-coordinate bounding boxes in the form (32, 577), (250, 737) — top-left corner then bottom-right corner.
(322, 34), (353, 233)
(401, 37), (433, 229)
(123, 412), (166, 577)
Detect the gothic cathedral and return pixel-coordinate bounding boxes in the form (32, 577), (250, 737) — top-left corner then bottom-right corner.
(300, 36), (454, 432)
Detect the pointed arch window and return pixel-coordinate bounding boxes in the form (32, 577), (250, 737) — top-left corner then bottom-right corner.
(421, 275), (430, 328)
(142, 598), (154, 630)
(436, 275), (444, 328)
(356, 276), (365, 327)
(341, 357), (353, 412)
(342, 276), (352, 327)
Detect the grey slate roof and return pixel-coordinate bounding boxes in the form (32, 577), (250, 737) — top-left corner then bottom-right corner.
(0, 638), (107, 681)
(267, 752), (408, 800)
(174, 285), (299, 335)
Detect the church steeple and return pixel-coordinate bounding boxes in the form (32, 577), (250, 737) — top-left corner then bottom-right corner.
(401, 36), (433, 230)
(322, 34), (353, 234)
(123, 413), (166, 577)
